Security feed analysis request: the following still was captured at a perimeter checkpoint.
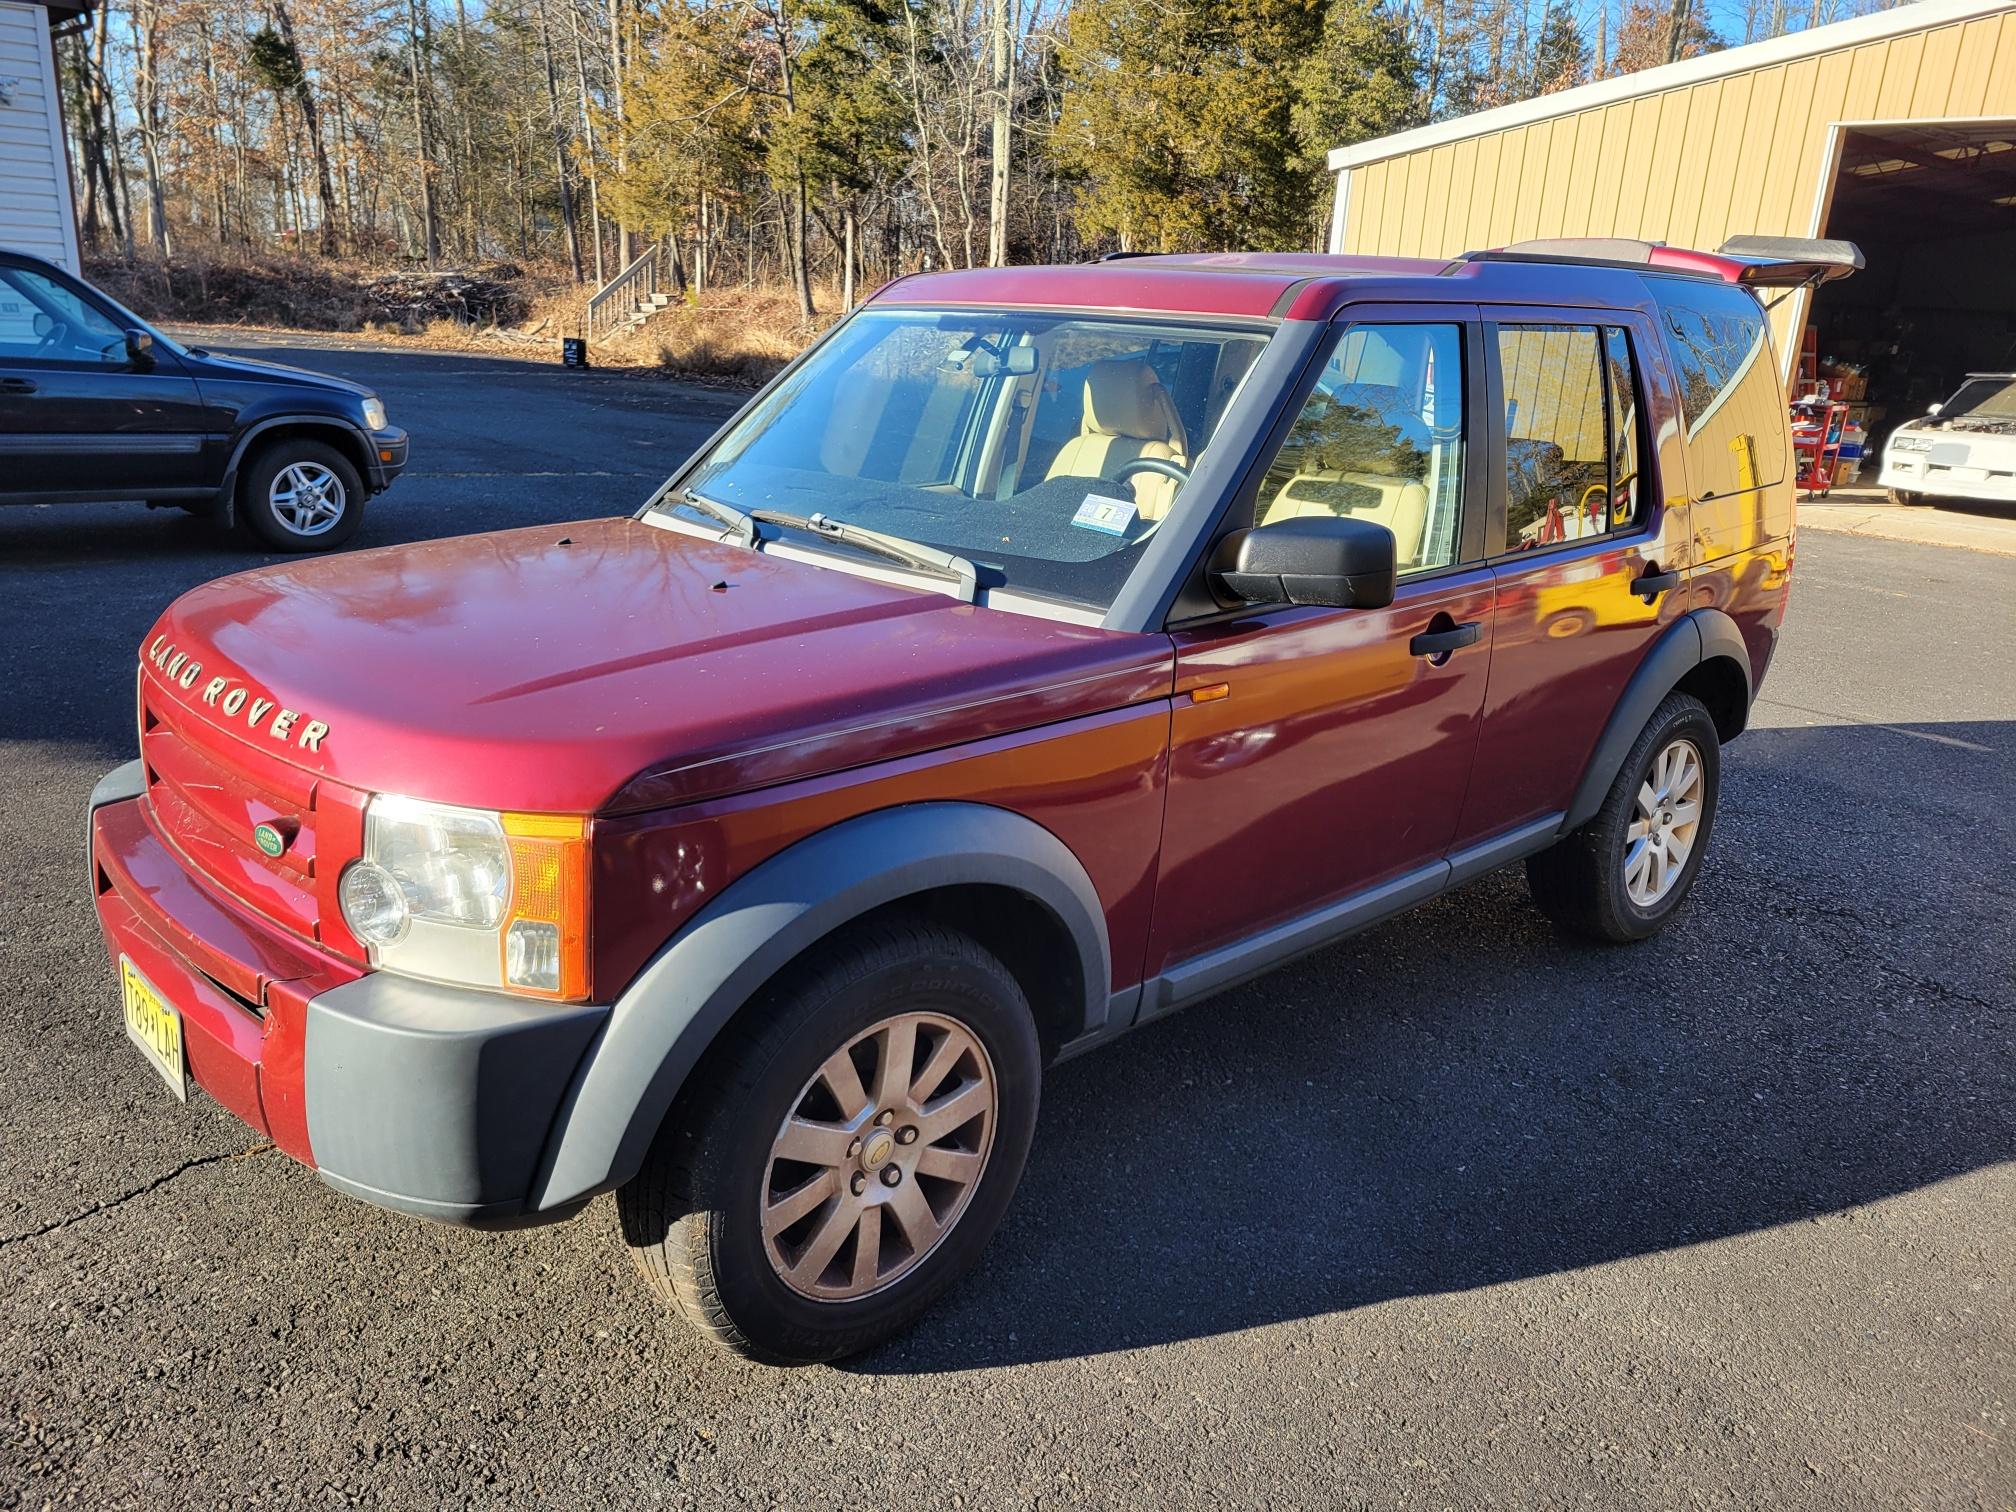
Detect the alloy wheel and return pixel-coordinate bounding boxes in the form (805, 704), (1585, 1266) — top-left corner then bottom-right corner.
(268, 461), (347, 537)
(1623, 736), (1704, 907)
(760, 1012), (997, 1303)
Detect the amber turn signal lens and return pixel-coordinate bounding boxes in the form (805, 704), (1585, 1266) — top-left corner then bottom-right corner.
(499, 812), (590, 1000)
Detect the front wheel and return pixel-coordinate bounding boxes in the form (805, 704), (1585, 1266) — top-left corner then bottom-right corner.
(618, 919), (1041, 1364)
(1527, 691), (1721, 943)
(1888, 488), (1933, 507)
(239, 439), (364, 551)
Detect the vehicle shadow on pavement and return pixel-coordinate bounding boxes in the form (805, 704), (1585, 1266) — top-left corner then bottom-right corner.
(849, 717), (2013, 1373)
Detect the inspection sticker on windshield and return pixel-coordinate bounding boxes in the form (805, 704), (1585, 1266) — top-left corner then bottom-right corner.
(1072, 495), (1137, 536)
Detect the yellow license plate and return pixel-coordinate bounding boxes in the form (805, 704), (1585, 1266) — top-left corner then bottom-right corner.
(121, 956), (187, 1101)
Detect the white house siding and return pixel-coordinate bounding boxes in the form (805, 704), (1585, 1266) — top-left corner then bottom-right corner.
(0, 1), (81, 271)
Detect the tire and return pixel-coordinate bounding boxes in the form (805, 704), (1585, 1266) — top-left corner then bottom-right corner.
(238, 439), (364, 551)
(1888, 489), (1932, 507)
(618, 918), (1042, 1365)
(1526, 691), (1721, 943)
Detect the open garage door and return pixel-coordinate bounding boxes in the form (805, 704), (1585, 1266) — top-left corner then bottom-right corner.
(1805, 121), (2016, 468)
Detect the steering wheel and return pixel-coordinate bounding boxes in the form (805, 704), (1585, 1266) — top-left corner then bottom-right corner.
(1114, 455), (1192, 487)
(30, 313), (70, 357)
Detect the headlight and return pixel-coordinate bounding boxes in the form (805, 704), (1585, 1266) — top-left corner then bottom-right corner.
(338, 794), (589, 1000)
(1890, 433), (1932, 453)
(361, 397), (388, 431)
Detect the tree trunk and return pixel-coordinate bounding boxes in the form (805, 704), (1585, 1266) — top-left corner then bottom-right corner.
(1665, 0), (1691, 63)
(842, 207), (856, 310)
(569, 9), (605, 284)
(132, 0), (173, 257)
(70, 30), (106, 247)
(535, 0), (583, 282)
(608, 0), (632, 267)
(407, 0), (441, 265)
(768, 0), (814, 318)
(694, 190), (708, 294)
(986, 0), (1014, 267)
(270, 0), (340, 254)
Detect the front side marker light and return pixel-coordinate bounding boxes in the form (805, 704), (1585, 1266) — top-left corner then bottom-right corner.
(500, 812), (590, 999)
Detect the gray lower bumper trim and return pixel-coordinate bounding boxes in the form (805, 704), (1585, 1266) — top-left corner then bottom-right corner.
(305, 973), (607, 1226)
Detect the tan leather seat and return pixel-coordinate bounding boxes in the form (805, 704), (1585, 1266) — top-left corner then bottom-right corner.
(1261, 461), (1431, 567)
(1045, 360), (1190, 519)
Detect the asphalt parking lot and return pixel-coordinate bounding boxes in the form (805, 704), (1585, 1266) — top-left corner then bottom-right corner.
(3, 337), (2010, 1508)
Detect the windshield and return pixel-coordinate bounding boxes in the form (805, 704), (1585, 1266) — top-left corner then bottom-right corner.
(655, 308), (1272, 612)
(1941, 377), (2016, 420)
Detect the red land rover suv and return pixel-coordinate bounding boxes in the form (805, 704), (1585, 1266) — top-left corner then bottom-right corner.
(87, 237), (1858, 1363)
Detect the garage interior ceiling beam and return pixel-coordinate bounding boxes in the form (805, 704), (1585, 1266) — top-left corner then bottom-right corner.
(1830, 122), (2016, 241)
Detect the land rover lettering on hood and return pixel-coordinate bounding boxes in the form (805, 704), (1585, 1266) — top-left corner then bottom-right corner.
(86, 237), (1851, 1364)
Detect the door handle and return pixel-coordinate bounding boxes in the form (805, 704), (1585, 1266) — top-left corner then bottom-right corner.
(1409, 621), (1482, 658)
(0, 378), (36, 394)
(1630, 567), (1681, 602)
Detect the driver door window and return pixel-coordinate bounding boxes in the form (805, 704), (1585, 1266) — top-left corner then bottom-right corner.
(1255, 323), (1466, 574)
(0, 267), (128, 365)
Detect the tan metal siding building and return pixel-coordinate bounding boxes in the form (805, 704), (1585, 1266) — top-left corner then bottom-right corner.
(1327, 0), (2016, 381)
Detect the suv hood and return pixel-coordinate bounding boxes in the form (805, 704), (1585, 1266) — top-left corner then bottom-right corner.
(180, 347), (375, 400)
(140, 517), (1171, 814)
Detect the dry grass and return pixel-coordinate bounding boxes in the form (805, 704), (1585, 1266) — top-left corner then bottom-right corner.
(86, 249), (562, 333)
(84, 251), (846, 389)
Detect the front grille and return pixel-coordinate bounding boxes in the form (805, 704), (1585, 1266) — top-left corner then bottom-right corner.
(139, 679), (356, 950)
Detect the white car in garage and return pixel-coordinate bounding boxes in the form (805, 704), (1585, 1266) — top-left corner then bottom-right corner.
(1880, 373), (2016, 507)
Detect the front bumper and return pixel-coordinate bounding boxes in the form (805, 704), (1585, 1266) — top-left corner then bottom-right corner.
(366, 427), (410, 492)
(88, 762), (605, 1227)
(1879, 453), (2016, 503)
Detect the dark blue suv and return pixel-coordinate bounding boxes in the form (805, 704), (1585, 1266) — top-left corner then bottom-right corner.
(0, 249), (407, 550)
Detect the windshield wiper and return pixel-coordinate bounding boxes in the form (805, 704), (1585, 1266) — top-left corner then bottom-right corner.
(678, 488), (757, 546)
(748, 509), (980, 603)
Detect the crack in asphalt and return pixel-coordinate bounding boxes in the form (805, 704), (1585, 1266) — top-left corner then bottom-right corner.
(0, 1141), (274, 1251)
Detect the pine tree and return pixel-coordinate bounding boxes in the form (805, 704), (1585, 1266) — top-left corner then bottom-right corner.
(1526, 0), (1589, 95)
(1059, 0), (1399, 253)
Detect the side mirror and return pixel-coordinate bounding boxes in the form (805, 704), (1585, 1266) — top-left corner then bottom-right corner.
(124, 328), (155, 368)
(1211, 515), (1397, 610)
(1927, 402), (1943, 416)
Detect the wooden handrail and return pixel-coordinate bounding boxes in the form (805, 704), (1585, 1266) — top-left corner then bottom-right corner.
(585, 244), (660, 339)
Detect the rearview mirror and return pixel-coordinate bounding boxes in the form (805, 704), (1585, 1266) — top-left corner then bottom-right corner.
(124, 328), (155, 368)
(970, 346), (1037, 378)
(1210, 515), (1397, 610)
(1927, 402), (1943, 416)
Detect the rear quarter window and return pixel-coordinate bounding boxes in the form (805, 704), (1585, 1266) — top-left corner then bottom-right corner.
(1647, 277), (1786, 499)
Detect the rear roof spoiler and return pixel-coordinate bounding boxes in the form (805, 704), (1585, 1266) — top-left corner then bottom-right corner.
(1464, 236), (1862, 287)
(1714, 237), (1864, 286)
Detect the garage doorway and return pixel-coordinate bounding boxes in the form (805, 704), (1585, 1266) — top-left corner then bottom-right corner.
(1805, 120), (2016, 460)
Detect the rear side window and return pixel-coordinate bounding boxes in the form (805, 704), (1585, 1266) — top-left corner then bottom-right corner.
(1648, 278), (1786, 498)
(1496, 324), (1642, 550)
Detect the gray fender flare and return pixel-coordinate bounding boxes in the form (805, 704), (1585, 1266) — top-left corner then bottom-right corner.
(1562, 608), (1751, 831)
(529, 802), (1111, 1211)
